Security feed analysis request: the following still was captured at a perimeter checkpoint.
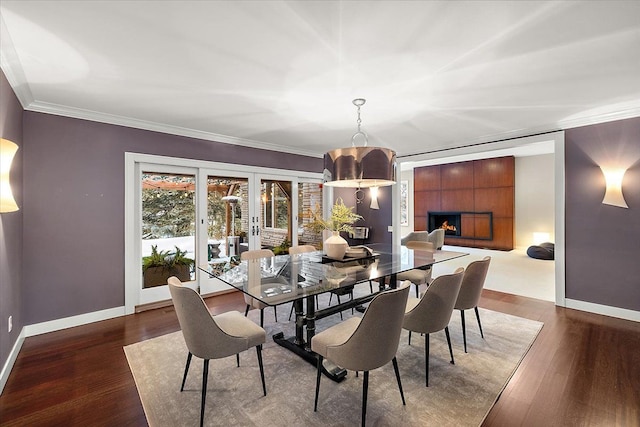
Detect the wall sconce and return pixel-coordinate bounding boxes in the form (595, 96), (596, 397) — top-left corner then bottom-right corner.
(601, 167), (628, 208)
(369, 186), (379, 210)
(0, 138), (19, 213)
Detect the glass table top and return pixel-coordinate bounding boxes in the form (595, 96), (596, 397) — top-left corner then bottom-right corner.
(198, 245), (468, 307)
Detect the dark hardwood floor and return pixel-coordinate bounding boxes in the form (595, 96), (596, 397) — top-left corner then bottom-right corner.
(1, 290), (638, 426)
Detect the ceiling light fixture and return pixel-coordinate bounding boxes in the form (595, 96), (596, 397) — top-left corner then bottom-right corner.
(323, 99), (396, 188)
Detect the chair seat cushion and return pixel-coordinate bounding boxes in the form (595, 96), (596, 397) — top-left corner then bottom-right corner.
(215, 311), (266, 348)
(311, 317), (361, 358)
(397, 269), (430, 285)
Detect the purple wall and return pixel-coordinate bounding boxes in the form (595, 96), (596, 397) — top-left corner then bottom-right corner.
(0, 70), (24, 369)
(22, 111), (322, 325)
(565, 117), (640, 311)
(335, 186), (392, 246)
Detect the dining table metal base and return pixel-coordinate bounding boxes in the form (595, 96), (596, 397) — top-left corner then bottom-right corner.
(272, 332), (347, 382)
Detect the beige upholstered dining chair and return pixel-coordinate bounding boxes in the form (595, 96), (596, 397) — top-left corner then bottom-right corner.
(312, 283), (411, 427)
(241, 249), (276, 327)
(168, 277), (267, 427)
(287, 244), (318, 320)
(288, 244), (317, 255)
(455, 256), (491, 352)
(400, 229), (444, 250)
(403, 267), (464, 387)
(427, 229), (445, 250)
(397, 241), (435, 298)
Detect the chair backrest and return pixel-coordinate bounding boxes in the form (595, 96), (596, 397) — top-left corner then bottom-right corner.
(400, 231), (429, 246)
(168, 277), (246, 359)
(455, 256), (491, 310)
(240, 249), (275, 306)
(427, 229), (445, 250)
(328, 283), (411, 372)
(288, 245), (316, 255)
(404, 268), (464, 334)
(241, 249), (275, 260)
(405, 241), (434, 251)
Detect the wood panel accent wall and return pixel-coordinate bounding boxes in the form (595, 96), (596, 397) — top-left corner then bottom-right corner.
(414, 156), (514, 250)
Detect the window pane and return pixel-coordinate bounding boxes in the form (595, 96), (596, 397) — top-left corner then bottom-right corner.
(298, 182), (323, 248)
(141, 172), (195, 288)
(261, 179), (291, 251)
(207, 176), (248, 258)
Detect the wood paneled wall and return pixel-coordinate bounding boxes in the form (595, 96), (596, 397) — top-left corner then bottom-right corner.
(414, 156), (514, 250)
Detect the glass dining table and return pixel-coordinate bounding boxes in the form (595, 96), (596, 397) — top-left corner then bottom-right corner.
(198, 244), (468, 382)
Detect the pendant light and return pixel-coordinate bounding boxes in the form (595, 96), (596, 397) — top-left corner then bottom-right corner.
(323, 99), (396, 188)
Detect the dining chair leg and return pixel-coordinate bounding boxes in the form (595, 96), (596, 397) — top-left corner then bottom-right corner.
(445, 326), (455, 365)
(200, 359), (209, 427)
(256, 345), (266, 396)
(181, 352), (193, 391)
(392, 357), (406, 405)
(408, 330), (412, 346)
(314, 355), (323, 411)
(244, 304), (250, 317)
(273, 306), (278, 323)
(288, 303), (294, 321)
(337, 295), (343, 320)
(425, 333), (430, 387)
(474, 306), (484, 339)
(460, 309), (468, 353)
(236, 353), (240, 367)
(362, 370), (369, 427)
(260, 309), (264, 327)
(415, 283), (419, 298)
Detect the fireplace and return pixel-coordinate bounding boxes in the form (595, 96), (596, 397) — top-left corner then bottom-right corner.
(428, 211), (494, 240)
(428, 212), (462, 236)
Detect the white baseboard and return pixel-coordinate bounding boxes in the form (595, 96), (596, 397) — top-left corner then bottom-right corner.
(23, 306), (126, 337)
(0, 328), (25, 395)
(565, 299), (640, 322)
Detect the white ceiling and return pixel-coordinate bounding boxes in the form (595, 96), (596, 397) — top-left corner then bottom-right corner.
(1, 1), (639, 160)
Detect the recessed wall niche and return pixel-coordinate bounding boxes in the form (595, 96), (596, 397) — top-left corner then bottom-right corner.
(413, 156), (514, 250)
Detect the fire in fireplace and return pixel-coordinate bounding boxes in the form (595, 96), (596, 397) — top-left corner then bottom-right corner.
(428, 212), (462, 236)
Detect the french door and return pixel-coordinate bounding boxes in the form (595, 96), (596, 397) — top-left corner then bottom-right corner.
(124, 153), (322, 313)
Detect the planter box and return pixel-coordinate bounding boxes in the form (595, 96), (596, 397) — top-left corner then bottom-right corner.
(143, 265), (191, 288)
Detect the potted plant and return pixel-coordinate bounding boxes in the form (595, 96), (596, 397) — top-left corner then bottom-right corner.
(272, 238), (291, 255)
(142, 245), (194, 288)
(304, 198), (363, 259)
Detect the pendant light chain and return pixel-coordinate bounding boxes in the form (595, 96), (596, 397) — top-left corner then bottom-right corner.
(351, 98), (368, 147)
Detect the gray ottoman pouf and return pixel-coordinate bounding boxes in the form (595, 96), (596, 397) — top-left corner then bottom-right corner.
(527, 242), (554, 260)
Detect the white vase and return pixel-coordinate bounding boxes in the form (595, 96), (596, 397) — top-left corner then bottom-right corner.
(324, 231), (348, 260)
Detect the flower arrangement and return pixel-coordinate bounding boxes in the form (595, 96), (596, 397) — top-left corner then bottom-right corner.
(304, 198), (363, 235)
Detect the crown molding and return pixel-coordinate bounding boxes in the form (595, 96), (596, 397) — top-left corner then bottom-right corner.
(398, 105), (640, 162)
(0, 14), (34, 109)
(557, 103), (640, 131)
(25, 101), (323, 158)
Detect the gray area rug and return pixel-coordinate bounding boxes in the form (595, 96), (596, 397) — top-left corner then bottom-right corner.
(124, 289), (542, 426)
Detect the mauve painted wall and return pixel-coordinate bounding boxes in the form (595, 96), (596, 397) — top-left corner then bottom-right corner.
(0, 70), (23, 368)
(22, 111), (322, 325)
(334, 186), (392, 246)
(565, 116), (640, 311)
